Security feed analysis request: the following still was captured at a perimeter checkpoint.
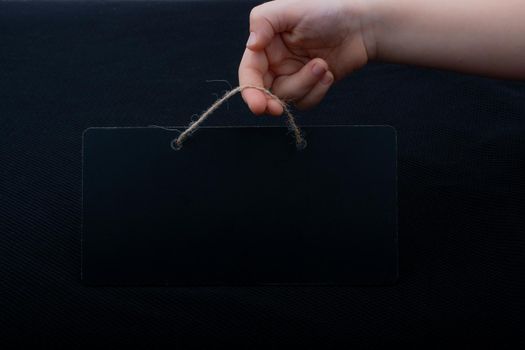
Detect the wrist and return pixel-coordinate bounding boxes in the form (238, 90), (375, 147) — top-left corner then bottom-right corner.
(355, 0), (386, 62)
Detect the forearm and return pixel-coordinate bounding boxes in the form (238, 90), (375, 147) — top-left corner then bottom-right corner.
(361, 0), (525, 79)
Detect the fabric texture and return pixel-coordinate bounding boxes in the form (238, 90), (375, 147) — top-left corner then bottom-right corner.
(1, 1), (524, 347)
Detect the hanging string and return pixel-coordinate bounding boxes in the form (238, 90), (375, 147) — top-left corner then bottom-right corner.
(171, 85), (306, 150)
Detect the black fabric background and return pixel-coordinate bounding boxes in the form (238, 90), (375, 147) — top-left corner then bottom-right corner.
(1, 0), (524, 347)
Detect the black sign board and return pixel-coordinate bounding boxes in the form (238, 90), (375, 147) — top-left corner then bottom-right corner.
(81, 126), (398, 285)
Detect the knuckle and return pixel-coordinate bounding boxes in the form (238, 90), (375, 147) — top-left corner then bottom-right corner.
(249, 7), (261, 22)
(313, 58), (328, 69)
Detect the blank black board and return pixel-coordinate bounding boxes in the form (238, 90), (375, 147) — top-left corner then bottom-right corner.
(81, 126), (398, 285)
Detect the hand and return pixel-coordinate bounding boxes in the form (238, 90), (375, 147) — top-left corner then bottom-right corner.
(238, 0), (373, 116)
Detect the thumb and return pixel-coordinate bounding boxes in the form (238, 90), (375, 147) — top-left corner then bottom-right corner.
(246, 2), (296, 50)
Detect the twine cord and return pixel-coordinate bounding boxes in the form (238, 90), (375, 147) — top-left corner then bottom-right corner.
(172, 85), (306, 150)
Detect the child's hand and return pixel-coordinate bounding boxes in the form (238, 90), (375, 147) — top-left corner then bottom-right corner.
(238, 0), (372, 116)
(239, 0), (525, 117)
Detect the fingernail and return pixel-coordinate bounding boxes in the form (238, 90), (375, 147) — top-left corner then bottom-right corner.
(312, 63), (326, 77)
(246, 32), (256, 47)
(321, 72), (333, 85)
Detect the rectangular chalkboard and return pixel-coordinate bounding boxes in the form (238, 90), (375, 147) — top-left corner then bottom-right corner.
(81, 126), (398, 285)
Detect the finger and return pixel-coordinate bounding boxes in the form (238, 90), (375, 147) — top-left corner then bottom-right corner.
(263, 71), (284, 116)
(263, 69), (274, 88)
(247, 1), (298, 51)
(263, 33), (308, 75)
(266, 98), (284, 116)
(238, 47), (269, 115)
(294, 70), (334, 111)
(271, 58), (329, 102)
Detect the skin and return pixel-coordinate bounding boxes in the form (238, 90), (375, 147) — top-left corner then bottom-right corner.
(238, 0), (525, 116)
